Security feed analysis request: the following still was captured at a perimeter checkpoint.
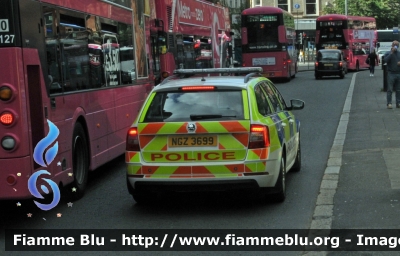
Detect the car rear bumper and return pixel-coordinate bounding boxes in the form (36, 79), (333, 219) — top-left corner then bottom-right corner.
(127, 173), (277, 193)
(315, 70), (343, 76)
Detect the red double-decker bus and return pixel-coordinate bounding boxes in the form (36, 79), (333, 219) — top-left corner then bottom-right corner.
(316, 14), (377, 71)
(149, 0), (231, 83)
(240, 7), (298, 81)
(0, 0), (154, 201)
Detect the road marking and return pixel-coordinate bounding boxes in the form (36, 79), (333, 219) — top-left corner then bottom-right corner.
(305, 73), (357, 255)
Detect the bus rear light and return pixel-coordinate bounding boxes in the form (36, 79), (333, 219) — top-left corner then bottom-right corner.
(6, 175), (16, 185)
(0, 112), (14, 125)
(126, 127), (140, 151)
(0, 86), (12, 101)
(1, 136), (16, 150)
(248, 124), (270, 149)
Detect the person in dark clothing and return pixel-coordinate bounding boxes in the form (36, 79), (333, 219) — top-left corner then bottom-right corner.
(383, 40), (400, 109)
(367, 48), (379, 76)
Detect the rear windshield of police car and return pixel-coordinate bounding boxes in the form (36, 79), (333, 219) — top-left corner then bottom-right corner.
(143, 90), (244, 122)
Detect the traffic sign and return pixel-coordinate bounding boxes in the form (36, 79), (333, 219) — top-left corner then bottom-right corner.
(294, 3), (300, 9)
(393, 27), (399, 34)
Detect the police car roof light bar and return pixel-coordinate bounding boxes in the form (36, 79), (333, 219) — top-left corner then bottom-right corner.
(173, 67), (263, 75)
(244, 72), (263, 83)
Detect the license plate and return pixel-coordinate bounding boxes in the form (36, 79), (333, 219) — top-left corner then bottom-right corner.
(252, 57), (275, 66)
(168, 135), (218, 147)
(324, 64), (333, 66)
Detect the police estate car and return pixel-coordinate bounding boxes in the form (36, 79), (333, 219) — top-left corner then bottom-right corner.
(126, 68), (305, 204)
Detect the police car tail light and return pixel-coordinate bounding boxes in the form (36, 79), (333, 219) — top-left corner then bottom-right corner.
(249, 125), (270, 149)
(126, 127), (140, 151)
(181, 86), (215, 91)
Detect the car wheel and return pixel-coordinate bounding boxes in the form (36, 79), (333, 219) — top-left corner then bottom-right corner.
(291, 136), (301, 172)
(69, 122), (89, 200)
(271, 157), (286, 203)
(340, 70), (345, 79)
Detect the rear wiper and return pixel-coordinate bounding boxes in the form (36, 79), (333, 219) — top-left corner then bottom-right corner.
(190, 114), (236, 120)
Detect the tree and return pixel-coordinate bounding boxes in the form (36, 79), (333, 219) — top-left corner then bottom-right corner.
(323, 0), (400, 29)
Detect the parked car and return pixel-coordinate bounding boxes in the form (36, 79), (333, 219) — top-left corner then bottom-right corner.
(315, 49), (348, 79)
(125, 67), (305, 204)
(377, 49), (390, 65)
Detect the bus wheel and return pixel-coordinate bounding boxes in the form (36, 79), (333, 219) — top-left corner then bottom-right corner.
(356, 61), (360, 72)
(286, 67), (292, 82)
(70, 122), (89, 200)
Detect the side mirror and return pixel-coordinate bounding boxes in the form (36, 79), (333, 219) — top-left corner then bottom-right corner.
(288, 99), (305, 110)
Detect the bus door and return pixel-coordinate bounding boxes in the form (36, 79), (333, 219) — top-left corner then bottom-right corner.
(150, 31), (163, 84)
(176, 34), (185, 69)
(176, 35), (196, 69)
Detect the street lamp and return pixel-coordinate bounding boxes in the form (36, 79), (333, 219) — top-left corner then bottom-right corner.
(345, 0), (347, 15)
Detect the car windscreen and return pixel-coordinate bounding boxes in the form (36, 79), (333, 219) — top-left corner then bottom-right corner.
(318, 52), (340, 61)
(143, 90), (244, 122)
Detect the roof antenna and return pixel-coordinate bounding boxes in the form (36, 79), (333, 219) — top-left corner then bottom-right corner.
(201, 69), (205, 81)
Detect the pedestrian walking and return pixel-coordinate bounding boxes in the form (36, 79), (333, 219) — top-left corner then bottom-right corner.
(367, 48), (379, 76)
(383, 40), (400, 109)
(299, 50), (303, 62)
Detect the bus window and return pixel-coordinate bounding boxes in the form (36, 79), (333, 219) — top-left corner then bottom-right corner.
(243, 15), (280, 51)
(118, 22), (135, 85)
(59, 12), (90, 92)
(43, 8), (62, 94)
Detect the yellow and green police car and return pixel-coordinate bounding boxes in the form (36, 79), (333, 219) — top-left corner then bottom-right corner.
(126, 68), (305, 204)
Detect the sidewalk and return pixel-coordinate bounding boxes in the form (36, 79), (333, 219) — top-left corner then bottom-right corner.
(330, 67), (400, 231)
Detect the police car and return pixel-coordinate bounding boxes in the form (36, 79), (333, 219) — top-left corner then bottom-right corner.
(126, 68), (304, 204)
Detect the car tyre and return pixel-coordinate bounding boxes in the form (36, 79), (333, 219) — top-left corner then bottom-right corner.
(291, 136), (301, 172)
(340, 70), (345, 79)
(271, 157), (286, 203)
(69, 122), (89, 200)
